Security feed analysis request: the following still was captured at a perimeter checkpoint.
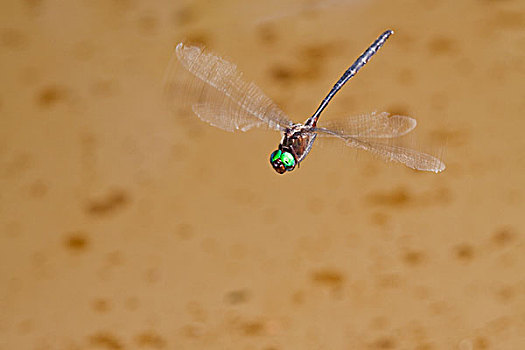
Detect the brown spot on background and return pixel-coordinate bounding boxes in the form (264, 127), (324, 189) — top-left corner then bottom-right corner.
(89, 332), (123, 350)
(371, 336), (396, 349)
(92, 298), (111, 313)
(370, 212), (389, 226)
(454, 243), (475, 261)
(490, 10), (524, 30)
(256, 23), (278, 45)
(402, 250), (426, 266)
(173, 5), (196, 26)
(64, 232), (89, 252)
(367, 187), (412, 207)
(85, 189), (129, 216)
(36, 86), (67, 107)
(269, 64), (295, 82)
(428, 36), (457, 55)
(137, 14), (158, 35)
(224, 289), (250, 304)
(491, 227), (516, 246)
(185, 31), (212, 46)
(175, 222), (194, 239)
(311, 269), (344, 292)
(387, 105), (411, 117)
(240, 320), (266, 336)
(135, 331), (166, 348)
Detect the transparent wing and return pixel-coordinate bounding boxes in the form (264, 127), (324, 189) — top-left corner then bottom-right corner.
(315, 112), (417, 138)
(316, 128), (445, 172)
(164, 43), (293, 132)
(351, 138), (445, 172)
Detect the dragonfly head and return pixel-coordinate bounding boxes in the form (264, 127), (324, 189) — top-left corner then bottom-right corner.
(270, 149), (296, 174)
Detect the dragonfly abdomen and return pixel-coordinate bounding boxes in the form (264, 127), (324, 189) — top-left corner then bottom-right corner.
(306, 30), (394, 128)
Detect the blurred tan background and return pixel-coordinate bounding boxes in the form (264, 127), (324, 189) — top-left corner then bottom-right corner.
(1, 0), (524, 349)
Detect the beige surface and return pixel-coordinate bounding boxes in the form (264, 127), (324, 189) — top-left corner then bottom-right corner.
(1, 0), (525, 349)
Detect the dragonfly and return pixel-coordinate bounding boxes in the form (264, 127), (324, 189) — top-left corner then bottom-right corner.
(165, 30), (445, 174)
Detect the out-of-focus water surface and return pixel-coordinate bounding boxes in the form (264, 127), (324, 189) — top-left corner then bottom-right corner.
(1, 0), (524, 348)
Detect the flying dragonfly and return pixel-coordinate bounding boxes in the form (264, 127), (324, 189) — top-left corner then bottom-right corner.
(165, 30), (445, 174)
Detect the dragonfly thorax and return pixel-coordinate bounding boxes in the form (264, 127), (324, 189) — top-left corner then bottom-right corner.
(269, 124), (317, 174)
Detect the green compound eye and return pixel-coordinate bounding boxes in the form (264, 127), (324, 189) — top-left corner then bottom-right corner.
(280, 152), (295, 168)
(270, 150), (282, 163)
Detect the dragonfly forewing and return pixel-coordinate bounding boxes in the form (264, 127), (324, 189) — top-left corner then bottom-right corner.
(191, 102), (265, 132)
(165, 43), (293, 132)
